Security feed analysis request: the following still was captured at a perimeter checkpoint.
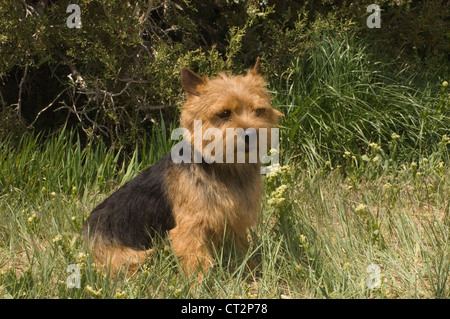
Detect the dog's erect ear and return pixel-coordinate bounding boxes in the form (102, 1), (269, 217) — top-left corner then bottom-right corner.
(273, 109), (284, 118)
(181, 67), (205, 96)
(249, 57), (262, 75)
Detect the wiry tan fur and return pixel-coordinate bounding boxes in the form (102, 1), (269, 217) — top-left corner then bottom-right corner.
(166, 163), (262, 274)
(86, 234), (153, 273)
(167, 59), (282, 275)
(85, 59), (282, 276)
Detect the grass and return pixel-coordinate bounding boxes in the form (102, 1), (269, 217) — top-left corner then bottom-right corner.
(0, 35), (448, 299)
(275, 36), (448, 167)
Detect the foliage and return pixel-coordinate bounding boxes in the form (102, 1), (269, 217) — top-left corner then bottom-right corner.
(1, 0), (448, 148)
(275, 35), (449, 168)
(0, 1), (448, 299)
(0, 124), (448, 299)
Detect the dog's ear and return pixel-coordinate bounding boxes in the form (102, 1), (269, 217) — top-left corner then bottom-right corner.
(249, 57), (262, 75)
(181, 67), (205, 96)
(273, 108), (284, 118)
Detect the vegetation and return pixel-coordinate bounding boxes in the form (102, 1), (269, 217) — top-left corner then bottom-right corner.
(1, 0), (449, 145)
(0, 0), (448, 298)
(0, 109), (448, 298)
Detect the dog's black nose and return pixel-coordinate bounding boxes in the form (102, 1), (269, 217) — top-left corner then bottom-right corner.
(243, 129), (258, 152)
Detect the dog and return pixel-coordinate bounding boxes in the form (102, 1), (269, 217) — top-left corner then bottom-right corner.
(83, 58), (283, 276)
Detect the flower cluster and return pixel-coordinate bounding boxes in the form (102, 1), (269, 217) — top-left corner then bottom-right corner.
(265, 164), (293, 211)
(85, 285), (102, 296)
(266, 164), (292, 183)
(52, 234), (63, 243)
(114, 289), (127, 299)
(355, 203), (368, 214)
(267, 184), (288, 209)
(368, 142), (382, 151)
(27, 212), (38, 224)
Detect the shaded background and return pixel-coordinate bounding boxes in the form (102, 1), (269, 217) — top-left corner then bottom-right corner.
(1, 0), (449, 154)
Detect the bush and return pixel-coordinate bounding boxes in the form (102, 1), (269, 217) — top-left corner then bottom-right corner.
(0, 0), (448, 149)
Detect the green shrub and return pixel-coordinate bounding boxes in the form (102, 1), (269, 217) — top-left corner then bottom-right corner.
(0, 0), (448, 149)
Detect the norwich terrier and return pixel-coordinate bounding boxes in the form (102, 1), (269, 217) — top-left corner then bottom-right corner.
(83, 58), (283, 275)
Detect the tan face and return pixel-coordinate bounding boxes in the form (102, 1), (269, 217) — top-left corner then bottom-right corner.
(180, 60), (283, 163)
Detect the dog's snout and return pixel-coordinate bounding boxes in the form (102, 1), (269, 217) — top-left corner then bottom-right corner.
(243, 128), (258, 152)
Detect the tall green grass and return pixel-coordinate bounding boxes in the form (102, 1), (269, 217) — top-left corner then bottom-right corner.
(0, 35), (448, 299)
(274, 36), (449, 168)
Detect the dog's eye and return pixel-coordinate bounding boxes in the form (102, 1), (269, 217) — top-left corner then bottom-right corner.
(218, 110), (231, 119)
(255, 108), (265, 116)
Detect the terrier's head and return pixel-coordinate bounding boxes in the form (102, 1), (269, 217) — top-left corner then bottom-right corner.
(180, 58), (283, 164)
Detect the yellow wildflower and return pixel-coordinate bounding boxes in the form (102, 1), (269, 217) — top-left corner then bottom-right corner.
(114, 289), (126, 299)
(355, 204), (367, 214)
(85, 286), (102, 296)
(52, 234), (63, 243)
